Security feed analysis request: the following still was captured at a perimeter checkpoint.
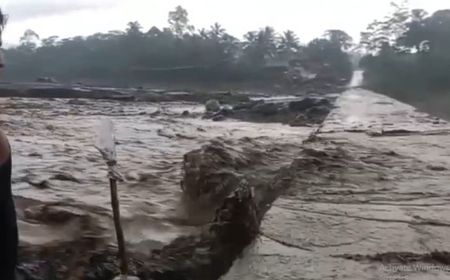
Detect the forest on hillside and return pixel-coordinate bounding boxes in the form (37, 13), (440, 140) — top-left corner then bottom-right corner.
(3, 6), (353, 87)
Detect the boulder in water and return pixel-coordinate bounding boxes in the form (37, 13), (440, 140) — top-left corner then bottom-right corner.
(205, 99), (221, 112)
(181, 139), (262, 202)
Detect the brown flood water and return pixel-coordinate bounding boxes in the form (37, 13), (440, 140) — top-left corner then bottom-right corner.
(0, 97), (312, 254)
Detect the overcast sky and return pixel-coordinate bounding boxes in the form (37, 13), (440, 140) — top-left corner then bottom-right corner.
(1, 0), (449, 46)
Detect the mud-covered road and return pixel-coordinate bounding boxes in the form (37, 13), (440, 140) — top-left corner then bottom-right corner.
(224, 89), (450, 280)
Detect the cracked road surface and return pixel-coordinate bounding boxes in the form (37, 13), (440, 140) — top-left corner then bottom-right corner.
(223, 89), (450, 280)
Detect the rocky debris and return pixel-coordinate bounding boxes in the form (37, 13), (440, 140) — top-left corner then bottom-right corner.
(175, 133), (196, 140)
(205, 99), (221, 113)
(181, 110), (190, 117)
(149, 110), (161, 117)
(334, 251), (450, 265)
(45, 124), (55, 131)
(156, 129), (174, 139)
(51, 173), (82, 183)
(27, 179), (51, 190)
(212, 115), (225, 122)
(427, 165), (447, 171)
(204, 96), (335, 126)
(288, 97), (331, 111)
(24, 204), (88, 224)
(301, 105), (331, 124)
(28, 152), (43, 158)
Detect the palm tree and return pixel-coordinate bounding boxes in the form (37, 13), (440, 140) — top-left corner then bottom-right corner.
(278, 30), (301, 54)
(208, 23), (226, 40)
(244, 27), (278, 58)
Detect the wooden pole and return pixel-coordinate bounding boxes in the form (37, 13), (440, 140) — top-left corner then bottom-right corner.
(109, 177), (128, 275)
(96, 119), (131, 279)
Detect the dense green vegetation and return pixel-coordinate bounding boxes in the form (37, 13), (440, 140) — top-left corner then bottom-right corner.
(4, 6), (352, 87)
(359, 3), (450, 112)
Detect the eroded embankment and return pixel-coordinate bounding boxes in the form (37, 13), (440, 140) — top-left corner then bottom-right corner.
(224, 89), (450, 280)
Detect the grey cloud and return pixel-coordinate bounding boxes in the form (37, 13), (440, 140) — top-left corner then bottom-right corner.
(4, 0), (118, 21)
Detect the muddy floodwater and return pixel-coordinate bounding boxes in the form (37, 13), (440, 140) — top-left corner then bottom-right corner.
(2, 88), (450, 279)
(0, 97), (311, 252)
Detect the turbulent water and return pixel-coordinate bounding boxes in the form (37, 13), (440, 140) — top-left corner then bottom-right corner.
(0, 97), (311, 253)
(4, 86), (450, 279)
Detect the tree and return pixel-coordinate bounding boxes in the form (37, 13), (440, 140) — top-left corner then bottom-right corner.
(126, 21), (143, 35)
(359, 0), (410, 53)
(168, 6), (194, 37)
(20, 29), (40, 50)
(304, 38), (353, 82)
(360, 6), (450, 107)
(398, 9), (450, 53)
(3, 14), (354, 86)
(208, 23), (225, 40)
(278, 30), (300, 53)
(242, 26), (278, 66)
(41, 36), (59, 47)
(324, 29), (353, 50)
